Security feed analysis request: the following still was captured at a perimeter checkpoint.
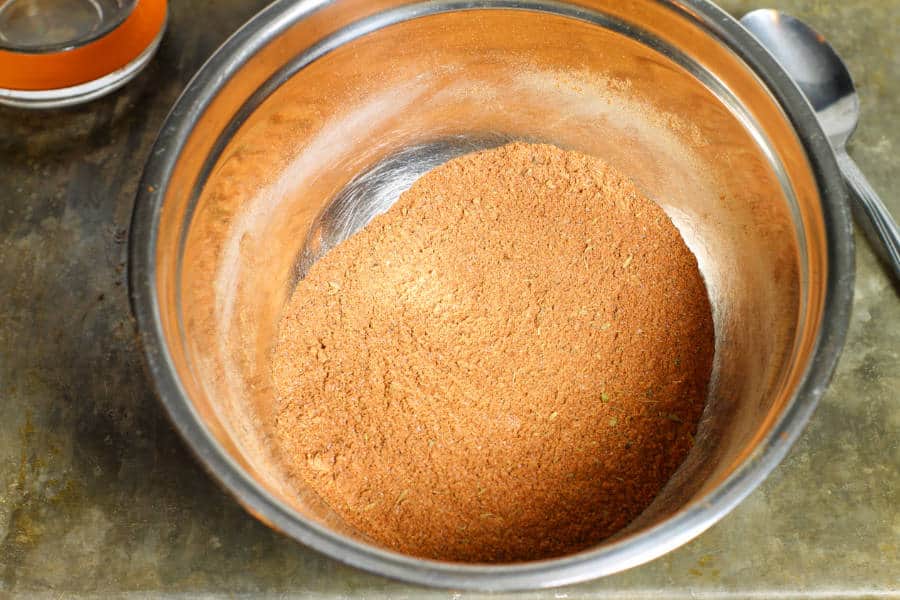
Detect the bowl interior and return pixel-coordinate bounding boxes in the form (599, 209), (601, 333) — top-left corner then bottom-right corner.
(152, 0), (828, 567)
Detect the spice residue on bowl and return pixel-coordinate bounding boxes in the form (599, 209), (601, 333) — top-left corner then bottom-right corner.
(272, 142), (714, 562)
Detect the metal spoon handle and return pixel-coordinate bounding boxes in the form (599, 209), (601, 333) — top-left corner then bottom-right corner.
(835, 151), (900, 281)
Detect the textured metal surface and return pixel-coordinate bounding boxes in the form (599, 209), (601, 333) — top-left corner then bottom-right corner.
(0, 0), (897, 596)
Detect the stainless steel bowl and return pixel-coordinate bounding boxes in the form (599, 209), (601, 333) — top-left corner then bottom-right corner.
(129, 0), (854, 590)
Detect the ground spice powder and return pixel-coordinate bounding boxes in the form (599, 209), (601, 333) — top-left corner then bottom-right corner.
(273, 142), (714, 562)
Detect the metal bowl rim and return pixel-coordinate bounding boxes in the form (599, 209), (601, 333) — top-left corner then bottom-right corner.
(128, 0), (854, 590)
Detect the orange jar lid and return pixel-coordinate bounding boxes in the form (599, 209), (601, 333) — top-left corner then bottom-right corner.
(0, 0), (167, 91)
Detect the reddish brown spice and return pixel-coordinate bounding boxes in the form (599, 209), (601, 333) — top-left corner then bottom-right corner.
(273, 142), (714, 562)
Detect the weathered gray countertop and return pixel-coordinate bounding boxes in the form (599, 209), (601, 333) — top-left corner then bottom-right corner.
(0, 0), (897, 597)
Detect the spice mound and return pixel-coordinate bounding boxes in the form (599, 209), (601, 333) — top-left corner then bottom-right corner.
(273, 142), (714, 562)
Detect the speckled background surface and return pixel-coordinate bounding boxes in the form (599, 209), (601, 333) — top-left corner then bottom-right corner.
(0, 0), (897, 597)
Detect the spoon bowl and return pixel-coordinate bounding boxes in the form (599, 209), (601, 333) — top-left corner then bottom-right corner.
(741, 9), (858, 146)
(742, 8), (900, 281)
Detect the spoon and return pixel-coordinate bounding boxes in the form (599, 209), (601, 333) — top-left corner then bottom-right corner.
(741, 9), (900, 282)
